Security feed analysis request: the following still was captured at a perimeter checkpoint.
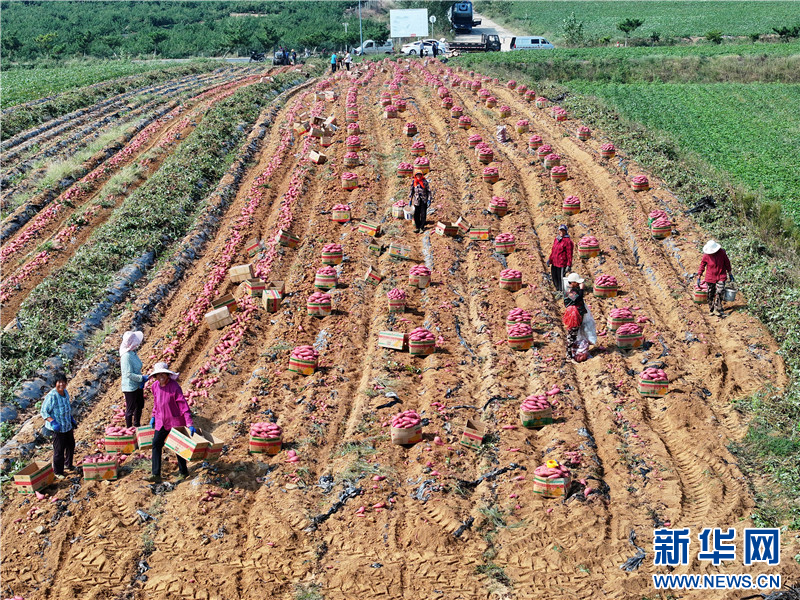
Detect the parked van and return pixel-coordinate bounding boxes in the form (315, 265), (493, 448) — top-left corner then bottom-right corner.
(502, 36), (555, 51)
(355, 39), (394, 55)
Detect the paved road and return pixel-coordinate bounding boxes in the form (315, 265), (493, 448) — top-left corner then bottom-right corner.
(453, 12), (516, 43)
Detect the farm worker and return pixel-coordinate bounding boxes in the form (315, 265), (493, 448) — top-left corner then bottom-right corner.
(697, 240), (733, 316)
(291, 49), (297, 65)
(409, 173), (431, 233)
(120, 330), (147, 427)
(344, 51), (352, 71)
(330, 52), (338, 73)
(432, 41), (439, 58)
(147, 362), (194, 483)
(40, 373), (76, 479)
(546, 224), (573, 293)
(563, 273), (587, 359)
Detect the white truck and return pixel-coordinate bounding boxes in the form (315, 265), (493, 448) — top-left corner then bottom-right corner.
(354, 39), (394, 55)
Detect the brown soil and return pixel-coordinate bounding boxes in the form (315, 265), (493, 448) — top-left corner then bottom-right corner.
(2, 60), (797, 600)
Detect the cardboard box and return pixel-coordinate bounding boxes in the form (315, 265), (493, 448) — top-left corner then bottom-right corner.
(288, 356), (317, 376)
(357, 221), (381, 237)
(460, 419), (486, 450)
(205, 306), (233, 330)
(105, 434), (136, 454)
(435, 222), (458, 237)
(244, 238), (264, 257)
(367, 242), (382, 256)
(211, 293), (237, 314)
(278, 229), (300, 248)
(391, 424), (423, 445)
(309, 150), (327, 165)
(364, 266), (383, 285)
(82, 458), (117, 481)
(229, 263), (254, 283)
(388, 242), (411, 259)
(262, 289), (281, 312)
(378, 331), (407, 350)
(242, 278), (267, 298)
(136, 426), (155, 449)
(197, 429), (224, 462)
(266, 280), (285, 297)
(324, 115), (337, 127)
(331, 209), (351, 223)
(309, 126), (325, 138)
(455, 217), (471, 235)
(165, 427), (210, 462)
(532, 475), (571, 498)
(469, 227), (491, 241)
(13, 461), (54, 494)
(249, 435), (281, 455)
(520, 407), (553, 429)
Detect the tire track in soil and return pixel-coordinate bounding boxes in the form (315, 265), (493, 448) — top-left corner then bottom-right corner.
(450, 78), (723, 590)
(483, 81), (777, 529)
(457, 73), (787, 596)
(0, 73), (277, 326)
(439, 73), (621, 598)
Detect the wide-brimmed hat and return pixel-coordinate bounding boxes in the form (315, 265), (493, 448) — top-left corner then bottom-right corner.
(149, 362), (179, 380)
(119, 330), (143, 355)
(702, 240), (721, 254)
(566, 273), (584, 284)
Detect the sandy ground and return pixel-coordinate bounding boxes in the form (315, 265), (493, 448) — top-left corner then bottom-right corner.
(1, 59), (798, 600)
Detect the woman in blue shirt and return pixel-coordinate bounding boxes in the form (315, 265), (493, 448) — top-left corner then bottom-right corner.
(331, 52), (338, 73)
(40, 373), (76, 478)
(120, 330), (147, 427)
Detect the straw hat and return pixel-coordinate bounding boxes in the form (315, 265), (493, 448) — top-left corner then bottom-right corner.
(566, 273), (584, 284)
(702, 240), (721, 254)
(149, 362), (179, 380)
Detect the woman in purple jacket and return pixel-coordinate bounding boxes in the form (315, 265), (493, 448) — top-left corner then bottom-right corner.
(146, 362), (194, 483)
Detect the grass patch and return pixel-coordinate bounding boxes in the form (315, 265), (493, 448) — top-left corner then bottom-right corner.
(294, 583), (324, 600)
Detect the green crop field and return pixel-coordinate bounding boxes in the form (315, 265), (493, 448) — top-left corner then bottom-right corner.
(568, 81), (800, 218)
(458, 40), (800, 63)
(476, 0), (800, 42)
(1, 60), (203, 108)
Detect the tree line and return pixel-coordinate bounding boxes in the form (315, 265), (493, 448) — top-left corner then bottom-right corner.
(1, 0), (391, 63)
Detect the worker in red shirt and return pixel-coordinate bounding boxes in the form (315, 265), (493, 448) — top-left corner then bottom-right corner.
(697, 240), (733, 317)
(547, 224), (573, 293)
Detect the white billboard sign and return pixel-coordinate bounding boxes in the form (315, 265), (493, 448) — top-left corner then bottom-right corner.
(390, 9), (429, 38)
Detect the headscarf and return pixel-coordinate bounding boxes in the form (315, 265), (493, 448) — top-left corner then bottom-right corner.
(119, 330), (143, 356)
(413, 173), (426, 186)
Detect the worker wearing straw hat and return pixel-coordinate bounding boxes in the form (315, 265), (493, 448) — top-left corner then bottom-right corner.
(146, 362), (194, 483)
(120, 330), (147, 427)
(563, 273), (587, 359)
(697, 240), (733, 317)
(409, 172), (431, 233)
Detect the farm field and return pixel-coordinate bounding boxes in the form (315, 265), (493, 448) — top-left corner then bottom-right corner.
(2, 59), (800, 600)
(1, 60), (212, 108)
(476, 0), (800, 41)
(567, 81), (800, 219)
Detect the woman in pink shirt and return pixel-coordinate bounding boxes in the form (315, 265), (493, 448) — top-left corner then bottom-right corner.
(697, 239), (734, 317)
(146, 362), (194, 483)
